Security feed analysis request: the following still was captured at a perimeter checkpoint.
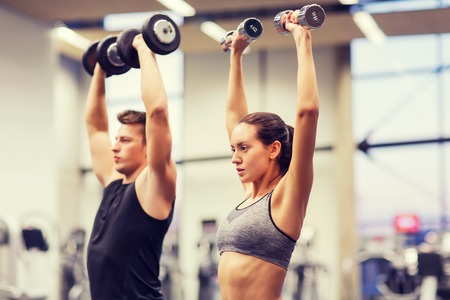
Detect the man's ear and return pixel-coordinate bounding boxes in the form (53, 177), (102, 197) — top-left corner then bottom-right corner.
(269, 141), (282, 160)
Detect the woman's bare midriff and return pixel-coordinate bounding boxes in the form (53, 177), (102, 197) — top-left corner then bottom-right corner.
(218, 252), (287, 300)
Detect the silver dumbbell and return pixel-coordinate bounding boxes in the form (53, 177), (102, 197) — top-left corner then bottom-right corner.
(274, 4), (326, 35)
(220, 17), (264, 52)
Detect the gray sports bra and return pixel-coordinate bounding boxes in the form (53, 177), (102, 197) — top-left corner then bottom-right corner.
(216, 191), (296, 270)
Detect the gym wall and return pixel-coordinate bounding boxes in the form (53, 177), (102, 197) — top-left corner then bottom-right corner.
(0, 5), (60, 299)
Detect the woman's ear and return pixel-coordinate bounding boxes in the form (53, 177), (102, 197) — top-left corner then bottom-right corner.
(269, 141), (282, 160)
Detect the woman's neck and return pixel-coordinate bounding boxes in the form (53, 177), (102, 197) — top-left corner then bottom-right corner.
(250, 171), (282, 199)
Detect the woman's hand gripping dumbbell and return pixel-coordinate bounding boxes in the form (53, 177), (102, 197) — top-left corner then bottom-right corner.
(219, 17), (264, 52)
(274, 4), (326, 35)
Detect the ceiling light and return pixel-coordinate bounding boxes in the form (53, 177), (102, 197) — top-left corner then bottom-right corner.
(200, 21), (251, 54)
(156, 0), (196, 17)
(53, 26), (92, 50)
(352, 11), (386, 46)
(339, 0), (359, 5)
(200, 21), (228, 42)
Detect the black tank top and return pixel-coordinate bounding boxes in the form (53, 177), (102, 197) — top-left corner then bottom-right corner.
(87, 179), (174, 300)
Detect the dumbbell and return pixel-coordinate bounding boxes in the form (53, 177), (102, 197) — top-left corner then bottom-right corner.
(82, 13), (181, 76)
(117, 13), (181, 67)
(274, 4), (326, 35)
(82, 36), (131, 77)
(220, 17), (264, 52)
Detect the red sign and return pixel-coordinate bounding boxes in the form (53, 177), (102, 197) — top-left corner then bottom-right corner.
(394, 214), (420, 233)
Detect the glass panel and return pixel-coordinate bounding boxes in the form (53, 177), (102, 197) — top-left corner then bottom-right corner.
(354, 145), (443, 236)
(444, 69), (450, 135)
(443, 33), (450, 65)
(106, 69), (141, 101)
(351, 33), (449, 237)
(352, 72), (438, 142)
(351, 35), (437, 76)
(106, 51), (184, 101)
(446, 144), (450, 206)
(157, 50), (184, 97)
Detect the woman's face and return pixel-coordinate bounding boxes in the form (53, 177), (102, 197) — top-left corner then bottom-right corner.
(230, 123), (272, 183)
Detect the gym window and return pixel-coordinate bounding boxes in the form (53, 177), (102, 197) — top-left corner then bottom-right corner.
(351, 33), (450, 236)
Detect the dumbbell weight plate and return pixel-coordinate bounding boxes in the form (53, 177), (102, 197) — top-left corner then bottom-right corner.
(298, 4), (326, 29)
(82, 40), (113, 77)
(97, 35), (131, 76)
(117, 28), (141, 69)
(238, 18), (264, 40)
(82, 41), (99, 76)
(142, 14), (181, 55)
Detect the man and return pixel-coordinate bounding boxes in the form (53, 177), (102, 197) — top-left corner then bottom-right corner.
(84, 33), (177, 300)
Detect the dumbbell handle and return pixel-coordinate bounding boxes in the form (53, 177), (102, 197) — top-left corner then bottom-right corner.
(274, 4), (326, 35)
(107, 43), (126, 67)
(220, 17), (264, 52)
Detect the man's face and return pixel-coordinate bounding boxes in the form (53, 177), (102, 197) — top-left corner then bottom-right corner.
(111, 124), (147, 175)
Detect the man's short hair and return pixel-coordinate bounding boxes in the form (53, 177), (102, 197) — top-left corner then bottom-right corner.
(117, 110), (146, 144)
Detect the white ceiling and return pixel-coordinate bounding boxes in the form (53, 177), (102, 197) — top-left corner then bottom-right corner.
(1, 0), (449, 59)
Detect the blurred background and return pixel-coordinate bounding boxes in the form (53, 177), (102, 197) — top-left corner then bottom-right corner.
(0, 0), (449, 299)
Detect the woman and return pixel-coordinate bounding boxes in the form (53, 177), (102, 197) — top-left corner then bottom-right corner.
(216, 10), (320, 300)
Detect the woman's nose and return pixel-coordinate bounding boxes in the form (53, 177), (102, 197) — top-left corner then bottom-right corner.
(231, 152), (240, 164)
